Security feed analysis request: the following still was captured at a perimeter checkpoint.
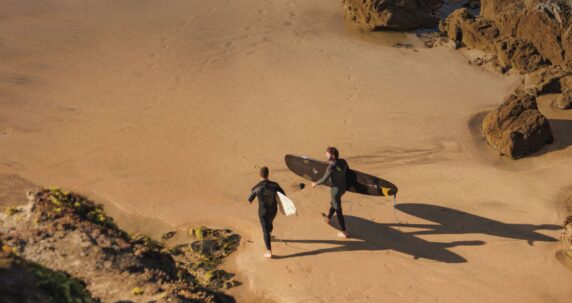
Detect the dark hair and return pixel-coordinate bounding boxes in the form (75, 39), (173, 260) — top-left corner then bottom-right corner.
(260, 166), (269, 179)
(327, 146), (339, 160)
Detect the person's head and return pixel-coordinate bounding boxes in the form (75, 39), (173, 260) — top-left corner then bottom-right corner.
(326, 146), (339, 161)
(259, 166), (269, 180)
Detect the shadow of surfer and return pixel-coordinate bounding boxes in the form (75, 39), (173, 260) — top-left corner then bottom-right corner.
(391, 203), (561, 246)
(272, 215), (484, 263)
(272, 204), (559, 262)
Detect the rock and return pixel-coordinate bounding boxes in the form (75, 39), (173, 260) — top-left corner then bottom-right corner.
(557, 89), (572, 109)
(161, 231), (176, 240)
(439, 8), (499, 52)
(516, 6), (566, 66)
(481, 0), (526, 35)
(482, 92), (553, 159)
(524, 65), (572, 95)
(560, 74), (572, 91)
(563, 24), (572, 68)
(480, 0), (525, 19)
(494, 37), (546, 73)
(343, 0), (444, 31)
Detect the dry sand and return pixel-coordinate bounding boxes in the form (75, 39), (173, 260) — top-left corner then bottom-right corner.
(1, 0), (572, 302)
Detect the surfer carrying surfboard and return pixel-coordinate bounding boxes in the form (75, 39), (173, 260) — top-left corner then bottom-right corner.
(311, 147), (350, 238)
(248, 166), (286, 258)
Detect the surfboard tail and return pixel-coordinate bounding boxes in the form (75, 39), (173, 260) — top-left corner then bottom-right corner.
(382, 187), (396, 197)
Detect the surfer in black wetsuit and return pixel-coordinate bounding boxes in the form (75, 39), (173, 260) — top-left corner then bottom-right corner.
(248, 166), (285, 258)
(312, 146), (350, 238)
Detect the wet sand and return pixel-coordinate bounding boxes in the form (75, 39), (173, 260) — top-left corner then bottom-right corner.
(1, 0), (572, 302)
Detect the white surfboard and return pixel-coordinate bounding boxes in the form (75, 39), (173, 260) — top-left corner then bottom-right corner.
(277, 192), (297, 216)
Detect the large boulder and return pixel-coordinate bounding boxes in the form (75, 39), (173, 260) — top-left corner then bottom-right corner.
(343, 0), (444, 30)
(516, 6), (566, 66)
(482, 93), (553, 159)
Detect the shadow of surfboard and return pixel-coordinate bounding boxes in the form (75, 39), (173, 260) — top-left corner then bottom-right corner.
(391, 203), (560, 245)
(273, 215), (482, 263)
(272, 204), (559, 262)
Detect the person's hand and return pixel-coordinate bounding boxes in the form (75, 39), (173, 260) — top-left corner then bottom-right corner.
(311, 182), (317, 188)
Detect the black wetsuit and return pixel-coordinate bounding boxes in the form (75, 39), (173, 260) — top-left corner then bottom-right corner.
(315, 159), (349, 231)
(248, 180), (285, 250)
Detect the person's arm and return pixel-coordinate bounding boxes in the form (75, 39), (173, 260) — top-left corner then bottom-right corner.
(313, 165), (333, 187)
(248, 186), (258, 204)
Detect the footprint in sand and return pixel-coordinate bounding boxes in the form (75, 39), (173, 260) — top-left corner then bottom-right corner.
(0, 128), (12, 137)
(1, 160), (22, 169)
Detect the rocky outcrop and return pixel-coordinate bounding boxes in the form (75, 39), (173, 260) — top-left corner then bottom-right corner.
(440, 1), (572, 74)
(440, 7), (552, 74)
(0, 188), (240, 303)
(343, 0), (444, 30)
(436, 1), (572, 158)
(482, 93), (553, 159)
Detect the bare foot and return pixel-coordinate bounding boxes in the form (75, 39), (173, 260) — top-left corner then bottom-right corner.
(264, 251), (272, 258)
(337, 231), (349, 238)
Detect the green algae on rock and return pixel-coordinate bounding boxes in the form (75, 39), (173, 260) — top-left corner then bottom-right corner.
(177, 226), (241, 289)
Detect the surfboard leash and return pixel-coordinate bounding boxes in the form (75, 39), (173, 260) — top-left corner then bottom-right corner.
(391, 193), (408, 230)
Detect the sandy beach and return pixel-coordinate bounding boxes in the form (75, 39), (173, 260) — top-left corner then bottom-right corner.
(1, 0), (572, 302)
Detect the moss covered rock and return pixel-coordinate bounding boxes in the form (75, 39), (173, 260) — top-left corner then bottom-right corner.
(0, 248), (97, 303)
